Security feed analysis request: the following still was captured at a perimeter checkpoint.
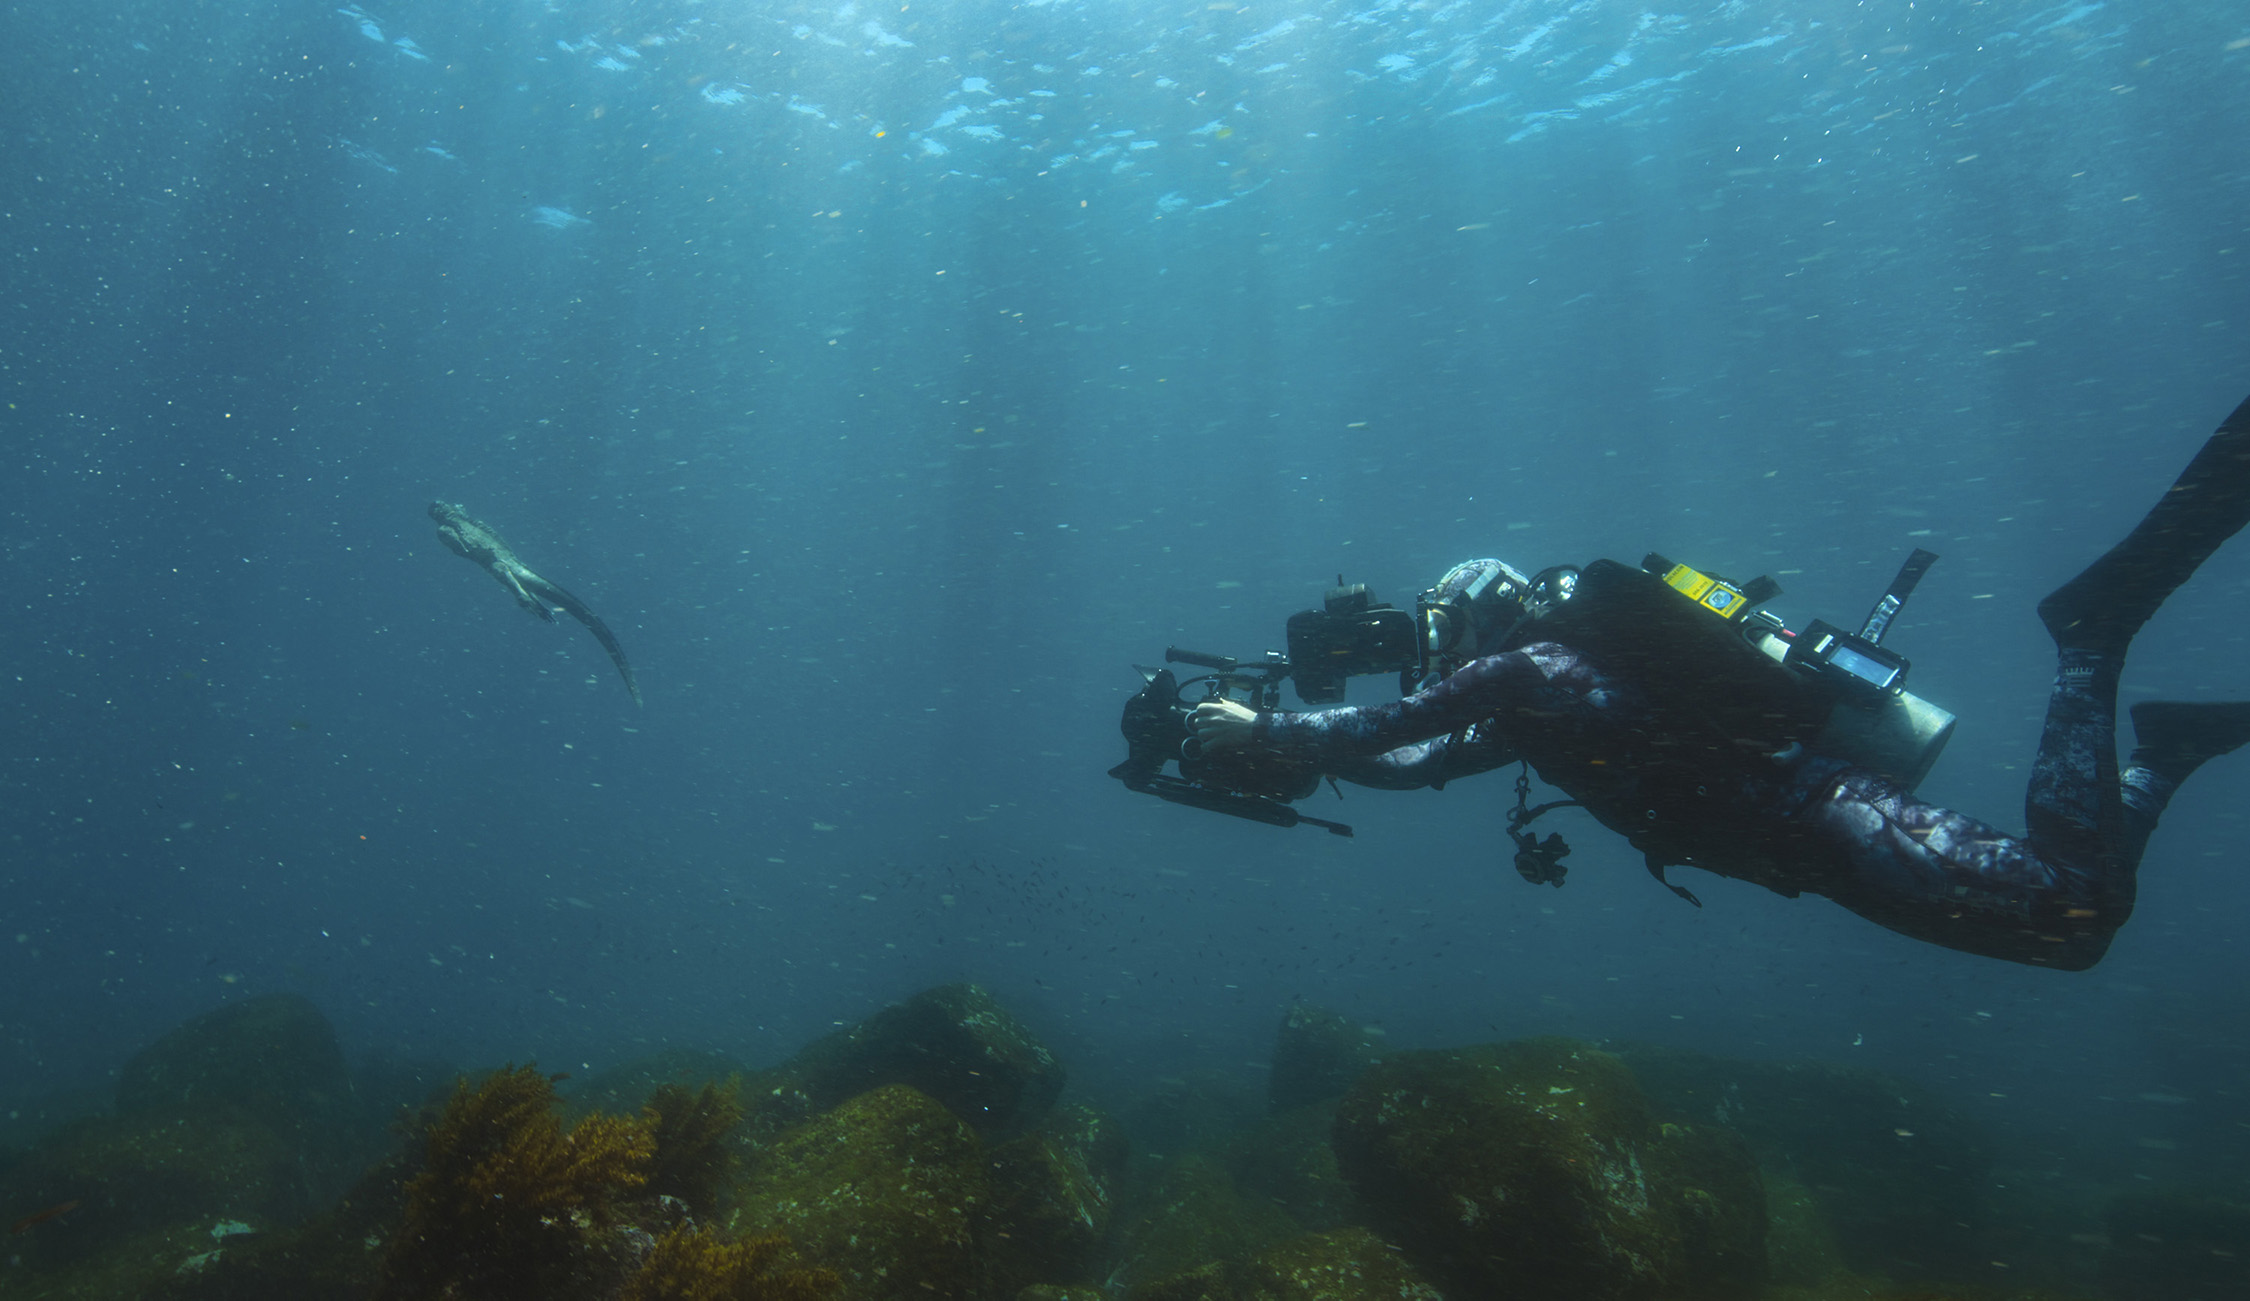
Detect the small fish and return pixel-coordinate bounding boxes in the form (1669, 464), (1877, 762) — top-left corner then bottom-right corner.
(9, 1200), (82, 1236)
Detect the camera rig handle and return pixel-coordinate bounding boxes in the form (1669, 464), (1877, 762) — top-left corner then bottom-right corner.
(1165, 646), (1292, 712)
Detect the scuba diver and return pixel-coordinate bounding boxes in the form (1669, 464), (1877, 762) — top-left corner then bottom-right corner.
(429, 501), (642, 705)
(1187, 392), (2250, 970)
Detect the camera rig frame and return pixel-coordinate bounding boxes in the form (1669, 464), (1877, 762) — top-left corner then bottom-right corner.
(1106, 649), (1354, 836)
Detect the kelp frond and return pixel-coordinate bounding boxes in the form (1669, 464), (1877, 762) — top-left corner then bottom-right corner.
(377, 1064), (653, 1300)
(642, 1077), (746, 1215)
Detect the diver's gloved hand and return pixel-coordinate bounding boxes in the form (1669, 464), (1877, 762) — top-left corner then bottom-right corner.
(1190, 699), (1258, 751)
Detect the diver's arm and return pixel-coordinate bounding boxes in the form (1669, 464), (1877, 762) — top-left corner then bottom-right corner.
(1190, 700), (1461, 788)
(1197, 651), (1542, 760)
(1327, 724), (1520, 790)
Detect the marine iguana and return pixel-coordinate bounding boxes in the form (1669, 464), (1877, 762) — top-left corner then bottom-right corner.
(429, 501), (641, 705)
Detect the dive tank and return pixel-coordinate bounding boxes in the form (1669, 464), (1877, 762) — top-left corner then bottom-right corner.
(1744, 622), (1956, 791)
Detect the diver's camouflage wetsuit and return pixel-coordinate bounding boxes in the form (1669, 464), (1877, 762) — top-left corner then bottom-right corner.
(1253, 393), (2250, 971)
(1257, 641), (2172, 969)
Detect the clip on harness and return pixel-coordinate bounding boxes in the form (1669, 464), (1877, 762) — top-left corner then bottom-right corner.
(1506, 763), (1579, 887)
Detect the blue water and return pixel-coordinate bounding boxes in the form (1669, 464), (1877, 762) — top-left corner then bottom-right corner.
(3, 0), (2247, 1203)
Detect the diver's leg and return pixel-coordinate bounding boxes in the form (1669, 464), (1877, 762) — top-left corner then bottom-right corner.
(1799, 704), (2250, 970)
(1781, 763), (2120, 968)
(1790, 637), (2249, 971)
(2018, 648), (2123, 878)
(2025, 393), (2250, 878)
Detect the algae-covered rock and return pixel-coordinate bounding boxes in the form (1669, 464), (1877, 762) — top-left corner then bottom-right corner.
(1331, 1037), (1765, 1301)
(1621, 1043), (1989, 1280)
(2099, 1188), (2250, 1301)
(1132, 1226), (1442, 1301)
(1113, 1152), (1303, 1291)
(1017, 1287), (1107, 1301)
(984, 1127), (1115, 1292)
(0, 1103), (304, 1269)
(1223, 1102), (1353, 1232)
(981, 1101), (1127, 1292)
(1661, 1117), (1769, 1291)
(1763, 1168), (1851, 1286)
(1267, 1004), (1378, 1113)
(142, 1140), (417, 1301)
(114, 992), (374, 1204)
(10, 1217), (267, 1301)
(1044, 1100), (1129, 1187)
(1765, 1283), (2097, 1301)
(794, 984), (1065, 1139)
(733, 1083), (990, 1300)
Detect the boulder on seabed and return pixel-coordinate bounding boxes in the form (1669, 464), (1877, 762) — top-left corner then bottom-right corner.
(1621, 1043), (1990, 1281)
(1267, 1003), (1378, 1113)
(1112, 1151), (1303, 1292)
(792, 983), (1065, 1139)
(1331, 1036), (1766, 1301)
(982, 1105), (1122, 1294)
(732, 1082), (988, 1301)
(0, 994), (369, 1280)
(1132, 1226), (1443, 1301)
(1223, 1102), (1354, 1232)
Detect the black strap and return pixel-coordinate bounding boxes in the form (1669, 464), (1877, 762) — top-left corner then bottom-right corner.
(1858, 547), (1940, 645)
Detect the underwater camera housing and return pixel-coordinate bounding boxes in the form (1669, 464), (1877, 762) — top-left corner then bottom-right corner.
(1107, 654), (1353, 836)
(1110, 572), (1524, 834)
(1284, 581), (1424, 704)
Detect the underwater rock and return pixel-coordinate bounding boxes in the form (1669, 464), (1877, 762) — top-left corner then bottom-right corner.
(1266, 1004), (1378, 1113)
(793, 984), (1065, 1139)
(116, 993), (352, 1123)
(1331, 1037), (1765, 1301)
(1761, 1167), (1852, 1286)
(141, 1139), (419, 1301)
(1621, 1043), (1989, 1279)
(115, 992), (372, 1200)
(1113, 1151), (1304, 1290)
(0, 1102), (304, 1269)
(733, 1083), (989, 1300)
(1043, 1100), (1129, 1188)
(1132, 1226), (1442, 1301)
(1015, 1287), (1106, 1301)
(1222, 1102), (1353, 1232)
(983, 1122), (1116, 1292)
(2099, 1188), (2250, 1301)
(0, 996), (397, 1292)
